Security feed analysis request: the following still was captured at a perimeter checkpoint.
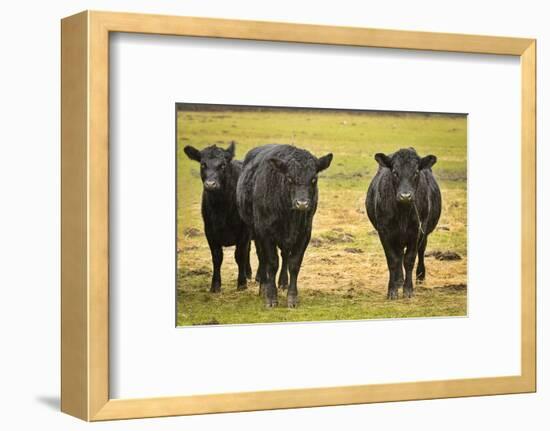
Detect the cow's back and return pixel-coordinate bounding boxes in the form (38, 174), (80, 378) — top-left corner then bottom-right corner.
(422, 169), (442, 235)
(237, 145), (280, 228)
(366, 166), (395, 231)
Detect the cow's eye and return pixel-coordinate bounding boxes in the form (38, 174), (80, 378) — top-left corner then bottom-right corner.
(311, 177), (317, 184)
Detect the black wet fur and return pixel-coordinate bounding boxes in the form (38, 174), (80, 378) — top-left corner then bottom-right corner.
(366, 148), (441, 299)
(236, 144), (333, 307)
(184, 142), (252, 292)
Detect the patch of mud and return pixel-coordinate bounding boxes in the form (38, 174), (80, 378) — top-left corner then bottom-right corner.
(311, 230), (355, 247)
(184, 267), (210, 276)
(178, 245), (199, 253)
(414, 286), (431, 293)
(328, 171), (367, 180)
(344, 247), (364, 254)
(323, 230), (355, 243)
(184, 227), (202, 237)
(310, 237), (324, 247)
(342, 285), (361, 299)
(425, 250), (462, 260)
(192, 318), (220, 325)
(318, 257), (335, 264)
(434, 283), (467, 292)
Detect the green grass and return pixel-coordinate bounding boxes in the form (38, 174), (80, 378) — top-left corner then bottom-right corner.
(177, 108), (467, 326)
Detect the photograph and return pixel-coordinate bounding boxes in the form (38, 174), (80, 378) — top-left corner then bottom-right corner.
(176, 103), (467, 325)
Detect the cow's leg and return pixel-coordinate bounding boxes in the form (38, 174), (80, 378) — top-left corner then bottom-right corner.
(380, 234), (403, 300)
(287, 233), (310, 308)
(416, 234), (427, 282)
(254, 241), (264, 284)
(278, 249), (289, 290)
(245, 240), (252, 280)
(403, 237), (419, 298)
(254, 241), (266, 295)
(234, 238), (249, 291)
(258, 237), (278, 307)
(207, 240), (223, 293)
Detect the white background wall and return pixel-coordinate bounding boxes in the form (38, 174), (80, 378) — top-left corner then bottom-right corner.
(0, 0), (546, 429)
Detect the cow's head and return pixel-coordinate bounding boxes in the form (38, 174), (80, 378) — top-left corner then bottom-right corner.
(269, 151), (333, 212)
(375, 148), (436, 205)
(184, 142), (235, 192)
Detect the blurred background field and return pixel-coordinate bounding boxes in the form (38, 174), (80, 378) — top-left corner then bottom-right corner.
(177, 105), (467, 325)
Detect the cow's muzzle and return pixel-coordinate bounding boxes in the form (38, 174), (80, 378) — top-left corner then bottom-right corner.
(203, 180), (220, 191)
(397, 192), (413, 203)
(293, 199), (311, 211)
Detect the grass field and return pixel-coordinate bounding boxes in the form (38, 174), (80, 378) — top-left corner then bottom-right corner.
(177, 106), (467, 325)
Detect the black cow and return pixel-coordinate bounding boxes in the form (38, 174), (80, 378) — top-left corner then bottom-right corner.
(237, 144), (333, 307)
(366, 148), (441, 299)
(183, 141), (252, 292)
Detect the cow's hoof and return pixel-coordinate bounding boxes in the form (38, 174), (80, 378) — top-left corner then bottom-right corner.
(237, 282), (247, 291)
(287, 295), (298, 308)
(278, 283), (288, 290)
(403, 289), (414, 299)
(265, 298), (278, 308)
(387, 290), (399, 300)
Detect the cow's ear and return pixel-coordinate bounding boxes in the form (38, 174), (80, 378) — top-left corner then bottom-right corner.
(225, 141), (236, 160)
(420, 155), (437, 170)
(269, 157), (288, 174)
(184, 145), (201, 162)
(375, 153), (392, 168)
(317, 153), (333, 172)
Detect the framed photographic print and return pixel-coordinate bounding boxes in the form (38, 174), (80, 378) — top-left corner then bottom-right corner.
(61, 11), (536, 421)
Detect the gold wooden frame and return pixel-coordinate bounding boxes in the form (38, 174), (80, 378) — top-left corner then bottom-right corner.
(61, 10), (536, 421)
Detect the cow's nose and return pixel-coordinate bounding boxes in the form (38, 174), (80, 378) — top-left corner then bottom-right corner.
(398, 192), (412, 202)
(295, 199), (310, 210)
(204, 180), (218, 190)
